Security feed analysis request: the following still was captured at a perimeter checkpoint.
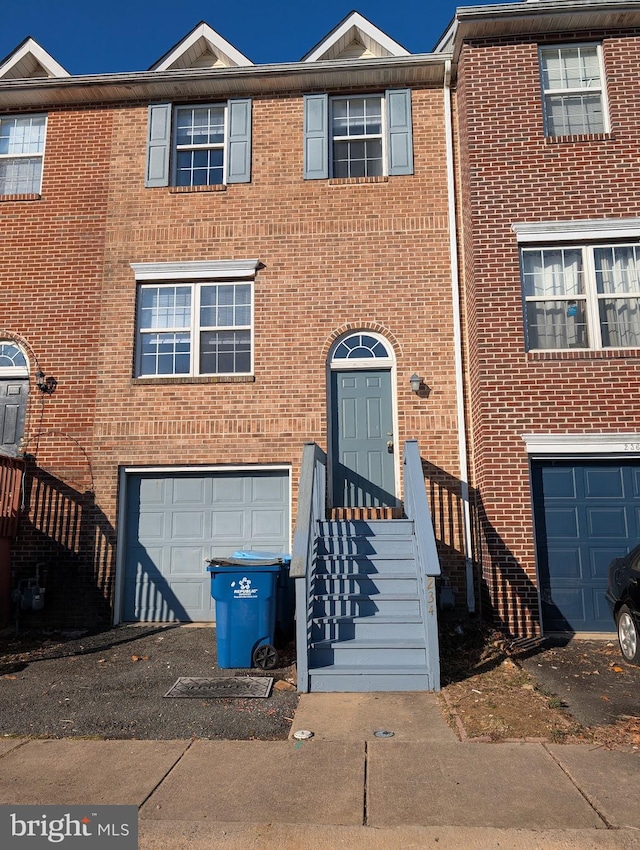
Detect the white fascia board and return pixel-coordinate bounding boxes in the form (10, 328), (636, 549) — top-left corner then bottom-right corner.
(131, 259), (260, 281)
(513, 218), (640, 243)
(0, 37), (69, 79)
(151, 22), (253, 71)
(124, 464), (291, 474)
(303, 11), (409, 62)
(522, 433), (640, 455)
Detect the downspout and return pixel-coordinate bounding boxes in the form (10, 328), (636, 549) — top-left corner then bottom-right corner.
(444, 58), (476, 613)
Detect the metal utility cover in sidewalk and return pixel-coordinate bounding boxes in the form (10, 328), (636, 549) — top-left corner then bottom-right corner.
(164, 677), (273, 699)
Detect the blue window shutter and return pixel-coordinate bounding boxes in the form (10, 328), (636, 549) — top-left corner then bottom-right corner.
(303, 93), (328, 180)
(145, 103), (171, 188)
(386, 89), (414, 176)
(227, 98), (252, 184)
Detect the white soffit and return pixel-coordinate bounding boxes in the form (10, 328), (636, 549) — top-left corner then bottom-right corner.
(523, 433), (640, 455)
(150, 22), (253, 71)
(0, 37), (69, 79)
(302, 11), (410, 62)
(513, 218), (640, 243)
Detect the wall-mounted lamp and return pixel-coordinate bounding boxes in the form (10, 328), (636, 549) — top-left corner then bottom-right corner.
(36, 370), (58, 395)
(409, 373), (423, 393)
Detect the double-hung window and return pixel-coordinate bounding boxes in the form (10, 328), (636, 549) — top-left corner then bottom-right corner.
(145, 99), (252, 188)
(0, 114), (46, 195)
(303, 89), (413, 179)
(521, 243), (640, 350)
(539, 44), (608, 137)
(132, 260), (257, 377)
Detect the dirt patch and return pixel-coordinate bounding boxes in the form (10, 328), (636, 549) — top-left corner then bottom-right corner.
(439, 617), (640, 749)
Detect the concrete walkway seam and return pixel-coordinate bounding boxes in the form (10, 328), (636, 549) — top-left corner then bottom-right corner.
(137, 739), (195, 811)
(542, 743), (612, 829)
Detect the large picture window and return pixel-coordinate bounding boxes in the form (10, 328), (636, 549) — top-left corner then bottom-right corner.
(539, 44), (607, 137)
(522, 243), (640, 350)
(0, 114), (46, 195)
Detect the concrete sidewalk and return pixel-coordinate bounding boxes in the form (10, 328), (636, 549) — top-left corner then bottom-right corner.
(0, 693), (638, 849)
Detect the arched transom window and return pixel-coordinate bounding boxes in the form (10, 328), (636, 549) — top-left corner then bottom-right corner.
(0, 341), (28, 375)
(330, 332), (394, 368)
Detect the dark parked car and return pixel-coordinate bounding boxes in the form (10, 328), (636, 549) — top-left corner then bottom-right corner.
(606, 545), (640, 665)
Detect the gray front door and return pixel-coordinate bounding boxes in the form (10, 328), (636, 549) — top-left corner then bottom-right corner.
(331, 369), (395, 508)
(0, 379), (28, 456)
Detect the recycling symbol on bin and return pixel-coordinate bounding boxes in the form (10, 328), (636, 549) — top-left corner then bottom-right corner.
(239, 577), (252, 592)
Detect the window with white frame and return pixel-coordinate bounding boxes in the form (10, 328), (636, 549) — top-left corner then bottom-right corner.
(135, 275), (253, 377)
(331, 96), (384, 178)
(539, 45), (607, 137)
(303, 89), (413, 180)
(521, 243), (640, 350)
(145, 99), (251, 188)
(0, 114), (46, 195)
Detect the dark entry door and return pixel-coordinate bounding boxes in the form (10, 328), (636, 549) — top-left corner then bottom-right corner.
(0, 379), (28, 456)
(331, 369), (395, 508)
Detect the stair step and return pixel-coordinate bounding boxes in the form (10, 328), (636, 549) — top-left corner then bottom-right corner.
(318, 519), (414, 537)
(312, 593), (421, 617)
(308, 666), (435, 693)
(317, 537), (416, 557)
(311, 614), (424, 641)
(310, 638), (426, 667)
(314, 573), (418, 595)
(316, 554), (416, 570)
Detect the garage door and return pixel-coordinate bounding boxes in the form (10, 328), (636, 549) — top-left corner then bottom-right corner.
(533, 460), (640, 632)
(123, 470), (289, 622)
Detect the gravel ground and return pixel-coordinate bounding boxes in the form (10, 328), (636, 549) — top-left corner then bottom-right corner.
(0, 624), (298, 740)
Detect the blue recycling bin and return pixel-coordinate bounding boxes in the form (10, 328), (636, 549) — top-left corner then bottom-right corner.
(206, 556), (282, 669)
(231, 551), (294, 641)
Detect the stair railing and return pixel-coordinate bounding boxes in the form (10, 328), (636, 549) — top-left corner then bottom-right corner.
(291, 442), (327, 693)
(403, 440), (442, 690)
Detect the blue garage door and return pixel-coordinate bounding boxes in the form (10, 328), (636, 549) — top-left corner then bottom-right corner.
(533, 461), (640, 632)
(123, 470), (289, 622)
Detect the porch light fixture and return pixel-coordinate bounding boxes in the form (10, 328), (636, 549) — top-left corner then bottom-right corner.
(36, 371), (57, 395)
(409, 373), (422, 393)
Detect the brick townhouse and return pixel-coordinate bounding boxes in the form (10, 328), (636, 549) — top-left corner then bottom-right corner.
(440, 0), (640, 636)
(2, 1), (640, 674)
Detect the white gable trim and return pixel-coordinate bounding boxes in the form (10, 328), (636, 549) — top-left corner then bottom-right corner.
(150, 22), (253, 71)
(131, 259), (260, 280)
(522, 433), (640, 455)
(513, 218), (640, 243)
(303, 11), (409, 62)
(0, 37), (69, 79)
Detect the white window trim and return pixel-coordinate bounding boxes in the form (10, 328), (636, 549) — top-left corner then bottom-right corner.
(329, 94), (388, 178)
(131, 259), (259, 378)
(539, 42), (610, 136)
(0, 113), (47, 195)
(513, 219), (640, 243)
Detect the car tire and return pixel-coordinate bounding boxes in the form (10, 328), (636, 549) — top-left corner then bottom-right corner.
(616, 604), (640, 665)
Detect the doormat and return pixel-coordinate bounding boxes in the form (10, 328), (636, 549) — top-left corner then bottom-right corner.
(163, 676), (274, 699)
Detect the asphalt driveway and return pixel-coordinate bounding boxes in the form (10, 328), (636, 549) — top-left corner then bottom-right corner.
(0, 624), (298, 740)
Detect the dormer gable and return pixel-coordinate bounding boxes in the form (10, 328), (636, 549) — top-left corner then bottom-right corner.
(302, 10), (409, 62)
(0, 37), (69, 79)
(150, 22), (253, 71)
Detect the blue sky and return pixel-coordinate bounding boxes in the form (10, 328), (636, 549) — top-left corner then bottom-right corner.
(0, 1), (512, 75)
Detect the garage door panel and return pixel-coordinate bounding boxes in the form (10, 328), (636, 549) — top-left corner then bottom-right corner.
(171, 511), (205, 538)
(124, 470), (289, 622)
(534, 460), (640, 632)
(541, 467), (577, 498)
(584, 467), (624, 498)
(547, 547), (582, 579)
(587, 508), (628, 538)
(545, 508), (579, 538)
(173, 477), (207, 504)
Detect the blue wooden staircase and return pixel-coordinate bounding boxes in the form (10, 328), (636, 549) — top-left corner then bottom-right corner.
(292, 441), (441, 692)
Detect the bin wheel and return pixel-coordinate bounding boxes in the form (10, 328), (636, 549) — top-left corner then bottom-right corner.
(253, 644), (278, 670)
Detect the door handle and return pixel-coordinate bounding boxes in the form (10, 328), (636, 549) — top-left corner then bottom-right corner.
(387, 440), (394, 453)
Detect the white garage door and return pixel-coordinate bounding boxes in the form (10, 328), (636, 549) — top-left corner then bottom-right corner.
(123, 469), (290, 621)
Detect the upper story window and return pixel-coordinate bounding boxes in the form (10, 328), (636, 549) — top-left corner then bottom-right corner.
(145, 99), (251, 188)
(303, 89), (413, 180)
(521, 243), (640, 350)
(539, 45), (608, 137)
(132, 260), (258, 378)
(0, 114), (46, 195)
